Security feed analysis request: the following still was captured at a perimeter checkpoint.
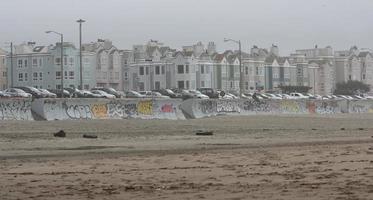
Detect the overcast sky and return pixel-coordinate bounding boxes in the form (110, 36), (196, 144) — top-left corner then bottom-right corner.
(1, 0), (373, 55)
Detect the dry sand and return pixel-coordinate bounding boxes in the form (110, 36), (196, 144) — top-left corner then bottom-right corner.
(0, 114), (373, 199)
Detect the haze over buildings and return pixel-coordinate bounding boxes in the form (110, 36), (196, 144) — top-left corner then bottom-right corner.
(1, 0), (373, 55)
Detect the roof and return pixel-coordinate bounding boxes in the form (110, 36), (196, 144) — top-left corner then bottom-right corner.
(214, 54), (225, 62)
(0, 48), (6, 55)
(358, 51), (370, 58)
(308, 59), (330, 65)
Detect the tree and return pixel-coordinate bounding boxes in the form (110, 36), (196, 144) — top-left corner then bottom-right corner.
(334, 80), (370, 95)
(278, 85), (312, 94)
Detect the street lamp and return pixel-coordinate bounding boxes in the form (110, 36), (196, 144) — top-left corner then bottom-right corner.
(224, 38), (243, 97)
(46, 30), (64, 97)
(76, 19), (86, 90)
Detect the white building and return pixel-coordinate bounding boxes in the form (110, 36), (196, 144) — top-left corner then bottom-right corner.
(0, 49), (7, 89)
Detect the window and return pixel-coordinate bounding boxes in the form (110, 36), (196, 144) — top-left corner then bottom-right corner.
(55, 58), (61, 65)
(3, 72), (6, 77)
(18, 59), (23, 68)
(245, 82), (249, 90)
(245, 67), (248, 75)
(201, 81), (205, 87)
(363, 74), (366, 80)
(161, 66), (165, 74)
(69, 57), (74, 65)
(124, 72), (128, 81)
(139, 67), (144, 75)
(256, 67), (259, 75)
(146, 67), (149, 75)
(186, 80), (189, 89)
(177, 65), (184, 74)
(155, 81), (160, 90)
(230, 81), (233, 88)
(32, 59), (38, 67)
(138, 82), (144, 91)
(178, 81), (184, 89)
(56, 84), (61, 89)
(84, 84), (89, 90)
(200, 65), (204, 74)
(18, 73), (23, 81)
(155, 66), (160, 75)
(206, 66), (210, 74)
(64, 71), (68, 79)
(24, 60), (28, 67)
(69, 71), (74, 79)
(56, 71), (61, 79)
(185, 65), (189, 74)
(33, 72), (38, 80)
(349, 75), (352, 80)
(24, 73), (28, 81)
(64, 57), (67, 66)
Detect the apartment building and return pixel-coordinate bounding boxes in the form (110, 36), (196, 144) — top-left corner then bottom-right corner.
(0, 49), (7, 89)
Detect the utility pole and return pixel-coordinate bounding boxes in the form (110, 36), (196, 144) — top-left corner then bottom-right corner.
(10, 42), (13, 88)
(77, 19), (85, 90)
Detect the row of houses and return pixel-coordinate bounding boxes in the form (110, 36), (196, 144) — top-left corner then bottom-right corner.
(0, 40), (372, 95)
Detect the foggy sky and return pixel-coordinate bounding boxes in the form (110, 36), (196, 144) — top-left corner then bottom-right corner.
(1, 0), (373, 55)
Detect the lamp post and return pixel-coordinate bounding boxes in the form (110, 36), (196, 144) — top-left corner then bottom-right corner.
(46, 31), (64, 97)
(76, 19), (85, 90)
(224, 38), (243, 97)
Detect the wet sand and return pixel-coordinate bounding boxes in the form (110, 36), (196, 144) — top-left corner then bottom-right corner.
(1, 114), (373, 199)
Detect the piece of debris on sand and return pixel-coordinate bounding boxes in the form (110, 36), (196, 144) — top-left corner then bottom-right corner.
(195, 130), (214, 136)
(53, 130), (66, 138)
(83, 134), (98, 139)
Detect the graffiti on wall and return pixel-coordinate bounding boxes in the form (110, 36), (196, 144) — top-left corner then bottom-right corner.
(91, 104), (108, 118)
(315, 101), (339, 114)
(350, 102), (373, 113)
(160, 103), (176, 113)
(198, 100), (216, 114)
(63, 103), (93, 119)
(0, 100), (32, 120)
(137, 100), (153, 115)
(107, 101), (138, 118)
(217, 101), (240, 113)
(242, 100), (271, 112)
(280, 100), (303, 113)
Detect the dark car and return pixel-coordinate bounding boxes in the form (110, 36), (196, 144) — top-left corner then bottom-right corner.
(197, 88), (219, 99)
(14, 86), (44, 98)
(64, 88), (85, 98)
(154, 88), (182, 98)
(48, 89), (71, 98)
(91, 87), (121, 98)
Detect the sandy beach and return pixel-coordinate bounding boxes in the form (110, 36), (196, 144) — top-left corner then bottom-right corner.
(1, 114), (373, 199)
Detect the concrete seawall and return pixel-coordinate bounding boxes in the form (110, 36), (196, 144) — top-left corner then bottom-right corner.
(31, 98), (185, 120)
(0, 98), (372, 121)
(0, 99), (33, 120)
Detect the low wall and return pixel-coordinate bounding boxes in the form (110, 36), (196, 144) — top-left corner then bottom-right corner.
(180, 99), (352, 119)
(0, 98), (372, 121)
(0, 99), (33, 120)
(32, 98), (185, 120)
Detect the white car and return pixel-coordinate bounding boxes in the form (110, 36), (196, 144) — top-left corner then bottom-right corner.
(290, 92), (309, 99)
(91, 90), (116, 99)
(281, 94), (297, 99)
(188, 90), (209, 99)
(265, 93), (282, 100)
(4, 88), (32, 98)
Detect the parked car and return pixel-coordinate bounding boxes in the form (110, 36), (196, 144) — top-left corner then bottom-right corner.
(14, 86), (43, 98)
(197, 88), (219, 99)
(91, 87), (121, 98)
(4, 88), (32, 98)
(91, 90), (116, 99)
(139, 91), (170, 99)
(124, 90), (146, 98)
(188, 90), (209, 99)
(38, 89), (57, 98)
(47, 89), (71, 98)
(80, 90), (102, 98)
(155, 89), (182, 98)
(289, 92), (309, 99)
(0, 91), (11, 98)
(264, 93), (282, 100)
(64, 88), (84, 98)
